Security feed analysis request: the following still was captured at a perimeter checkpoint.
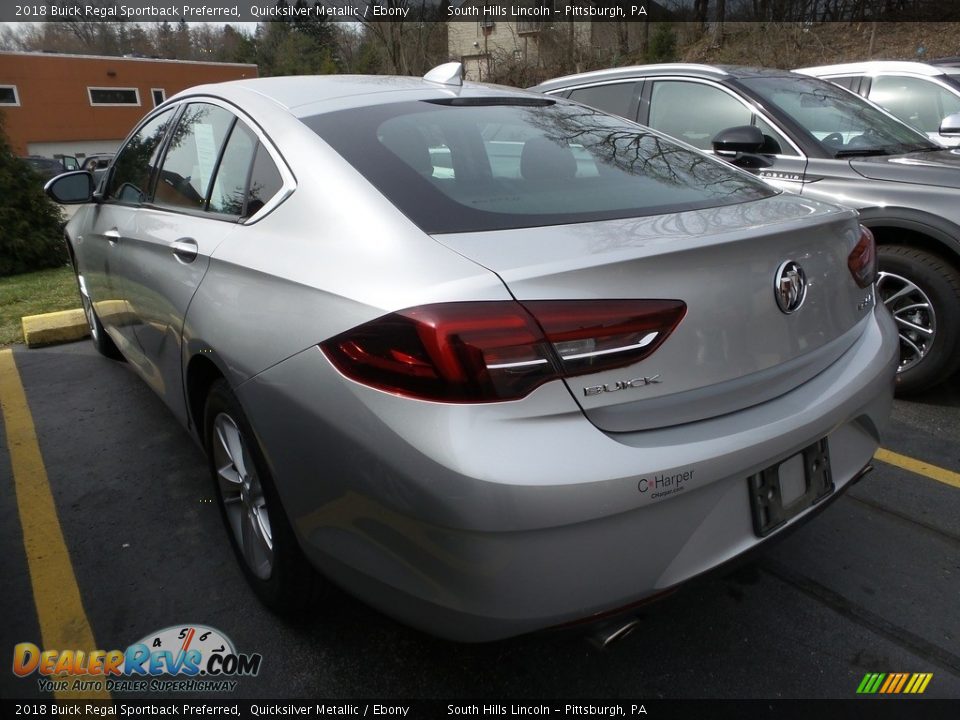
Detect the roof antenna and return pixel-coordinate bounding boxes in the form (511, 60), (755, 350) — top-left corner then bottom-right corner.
(424, 62), (463, 87)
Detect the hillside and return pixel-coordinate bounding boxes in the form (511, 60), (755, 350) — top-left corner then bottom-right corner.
(678, 21), (960, 68)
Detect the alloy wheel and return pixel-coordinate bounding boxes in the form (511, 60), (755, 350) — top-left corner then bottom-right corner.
(212, 412), (274, 580)
(876, 270), (936, 373)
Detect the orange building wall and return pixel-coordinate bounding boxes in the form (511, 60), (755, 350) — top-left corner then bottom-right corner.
(0, 52), (258, 155)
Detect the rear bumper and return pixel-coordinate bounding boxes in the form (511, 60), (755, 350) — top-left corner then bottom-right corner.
(237, 304), (898, 641)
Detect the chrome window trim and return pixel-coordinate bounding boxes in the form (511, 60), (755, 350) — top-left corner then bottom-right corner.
(563, 79), (640, 90)
(142, 95), (296, 225)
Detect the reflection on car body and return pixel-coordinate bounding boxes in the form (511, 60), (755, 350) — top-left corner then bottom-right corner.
(532, 64), (960, 395)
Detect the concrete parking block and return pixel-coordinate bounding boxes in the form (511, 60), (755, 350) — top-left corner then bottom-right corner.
(21, 309), (88, 348)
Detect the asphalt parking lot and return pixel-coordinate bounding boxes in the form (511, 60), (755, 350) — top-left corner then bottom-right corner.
(1, 341), (958, 701)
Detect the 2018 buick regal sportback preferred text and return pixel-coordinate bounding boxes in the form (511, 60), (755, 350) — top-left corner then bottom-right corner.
(45, 63), (899, 641)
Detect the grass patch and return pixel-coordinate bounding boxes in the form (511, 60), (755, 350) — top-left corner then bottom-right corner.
(0, 266), (78, 345)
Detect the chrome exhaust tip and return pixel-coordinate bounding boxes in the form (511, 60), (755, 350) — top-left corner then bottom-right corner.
(586, 616), (640, 649)
(851, 463), (874, 485)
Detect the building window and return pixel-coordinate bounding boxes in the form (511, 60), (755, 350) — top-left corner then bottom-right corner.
(151, 88), (166, 107)
(88, 87), (140, 106)
(0, 85), (20, 106)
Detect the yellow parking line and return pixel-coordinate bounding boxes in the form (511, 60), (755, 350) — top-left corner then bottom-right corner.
(0, 349), (110, 701)
(875, 448), (960, 490)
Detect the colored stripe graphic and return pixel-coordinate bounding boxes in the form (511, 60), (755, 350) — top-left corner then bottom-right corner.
(878, 674), (895, 694)
(857, 672), (933, 694)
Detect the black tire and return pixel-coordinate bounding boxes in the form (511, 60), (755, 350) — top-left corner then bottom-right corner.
(70, 255), (123, 360)
(203, 379), (324, 613)
(876, 245), (960, 395)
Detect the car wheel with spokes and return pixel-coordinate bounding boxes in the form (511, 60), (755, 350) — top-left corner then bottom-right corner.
(204, 379), (323, 612)
(876, 245), (960, 394)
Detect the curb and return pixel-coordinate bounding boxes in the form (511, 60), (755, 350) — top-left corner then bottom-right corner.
(22, 309), (89, 348)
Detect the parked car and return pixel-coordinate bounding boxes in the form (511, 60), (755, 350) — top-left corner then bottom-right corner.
(55, 154), (80, 171)
(45, 64), (897, 642)
(20, 155), (66, 182)
(532, 64), (960, 394)
(81, 153), (114, 171)
(795, 61), (960, 146)
(80, 153), (115, 184)
(931, 57), (960, 68)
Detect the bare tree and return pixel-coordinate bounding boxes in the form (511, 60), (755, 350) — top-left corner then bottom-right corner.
(352, 0), (448, 75)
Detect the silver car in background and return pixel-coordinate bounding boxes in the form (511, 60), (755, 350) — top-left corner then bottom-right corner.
(796, 61), (960, 147)
(46, 65), (898, 641)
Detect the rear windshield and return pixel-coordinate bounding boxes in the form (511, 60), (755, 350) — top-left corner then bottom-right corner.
(303, 99), (776, 234)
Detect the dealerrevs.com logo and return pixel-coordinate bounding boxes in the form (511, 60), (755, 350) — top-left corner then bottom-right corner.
(12, 624), (262, 693)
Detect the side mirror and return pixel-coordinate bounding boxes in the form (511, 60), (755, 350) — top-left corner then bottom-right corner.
(711, 125), (773, 173)
(44, 171), (96, 204)
(939, 112), (960, 136)
(712, 125), (765, 155)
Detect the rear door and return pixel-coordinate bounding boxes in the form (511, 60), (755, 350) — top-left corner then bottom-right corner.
(119, 102), (274, 424)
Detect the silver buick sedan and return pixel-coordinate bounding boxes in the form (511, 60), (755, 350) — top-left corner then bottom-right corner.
(46, 63), (898, 642)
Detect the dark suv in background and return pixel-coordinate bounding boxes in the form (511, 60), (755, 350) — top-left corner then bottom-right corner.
(20, 155), (68, 183)
(533, 64), (960, 394)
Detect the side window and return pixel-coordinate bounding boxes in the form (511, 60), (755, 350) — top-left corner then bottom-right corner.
(755, 116), (798, 156)
(868, 75), (960, 134)
(154, 103), (235, 211)
(209, 122), (257, 216)
(649, 80), (796, 155)
(106, 108), (174, 205)
(567, 82), (638, 120)
(649, 81), (753, 150)
(246, 144), (284, 217)
(826, 75), (862, 92)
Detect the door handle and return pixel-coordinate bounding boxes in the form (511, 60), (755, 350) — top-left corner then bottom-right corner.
(104, 228), (120, 245)
(170, 238), (199, 263)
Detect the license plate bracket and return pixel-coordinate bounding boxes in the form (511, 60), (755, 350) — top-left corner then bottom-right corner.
(748, 438), (833, 537)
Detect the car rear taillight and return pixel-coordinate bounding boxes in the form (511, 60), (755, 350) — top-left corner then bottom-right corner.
(524, 300), (687, 375)
(848, 225), (877, 288)
(320, 300), (686, 402)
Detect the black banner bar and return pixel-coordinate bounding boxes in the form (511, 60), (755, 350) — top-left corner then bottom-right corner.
(4, 1), (960, 24)
(2, 699), (959, 720)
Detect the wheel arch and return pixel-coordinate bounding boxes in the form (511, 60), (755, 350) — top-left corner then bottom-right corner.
(184, 351), (228, 442)
(857, 208), (960, 271)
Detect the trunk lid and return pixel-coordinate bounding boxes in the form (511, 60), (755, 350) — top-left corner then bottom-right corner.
(433, 195), (869, 431)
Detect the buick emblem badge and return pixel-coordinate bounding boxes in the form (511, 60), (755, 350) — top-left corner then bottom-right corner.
(775, 260), (807, 314)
